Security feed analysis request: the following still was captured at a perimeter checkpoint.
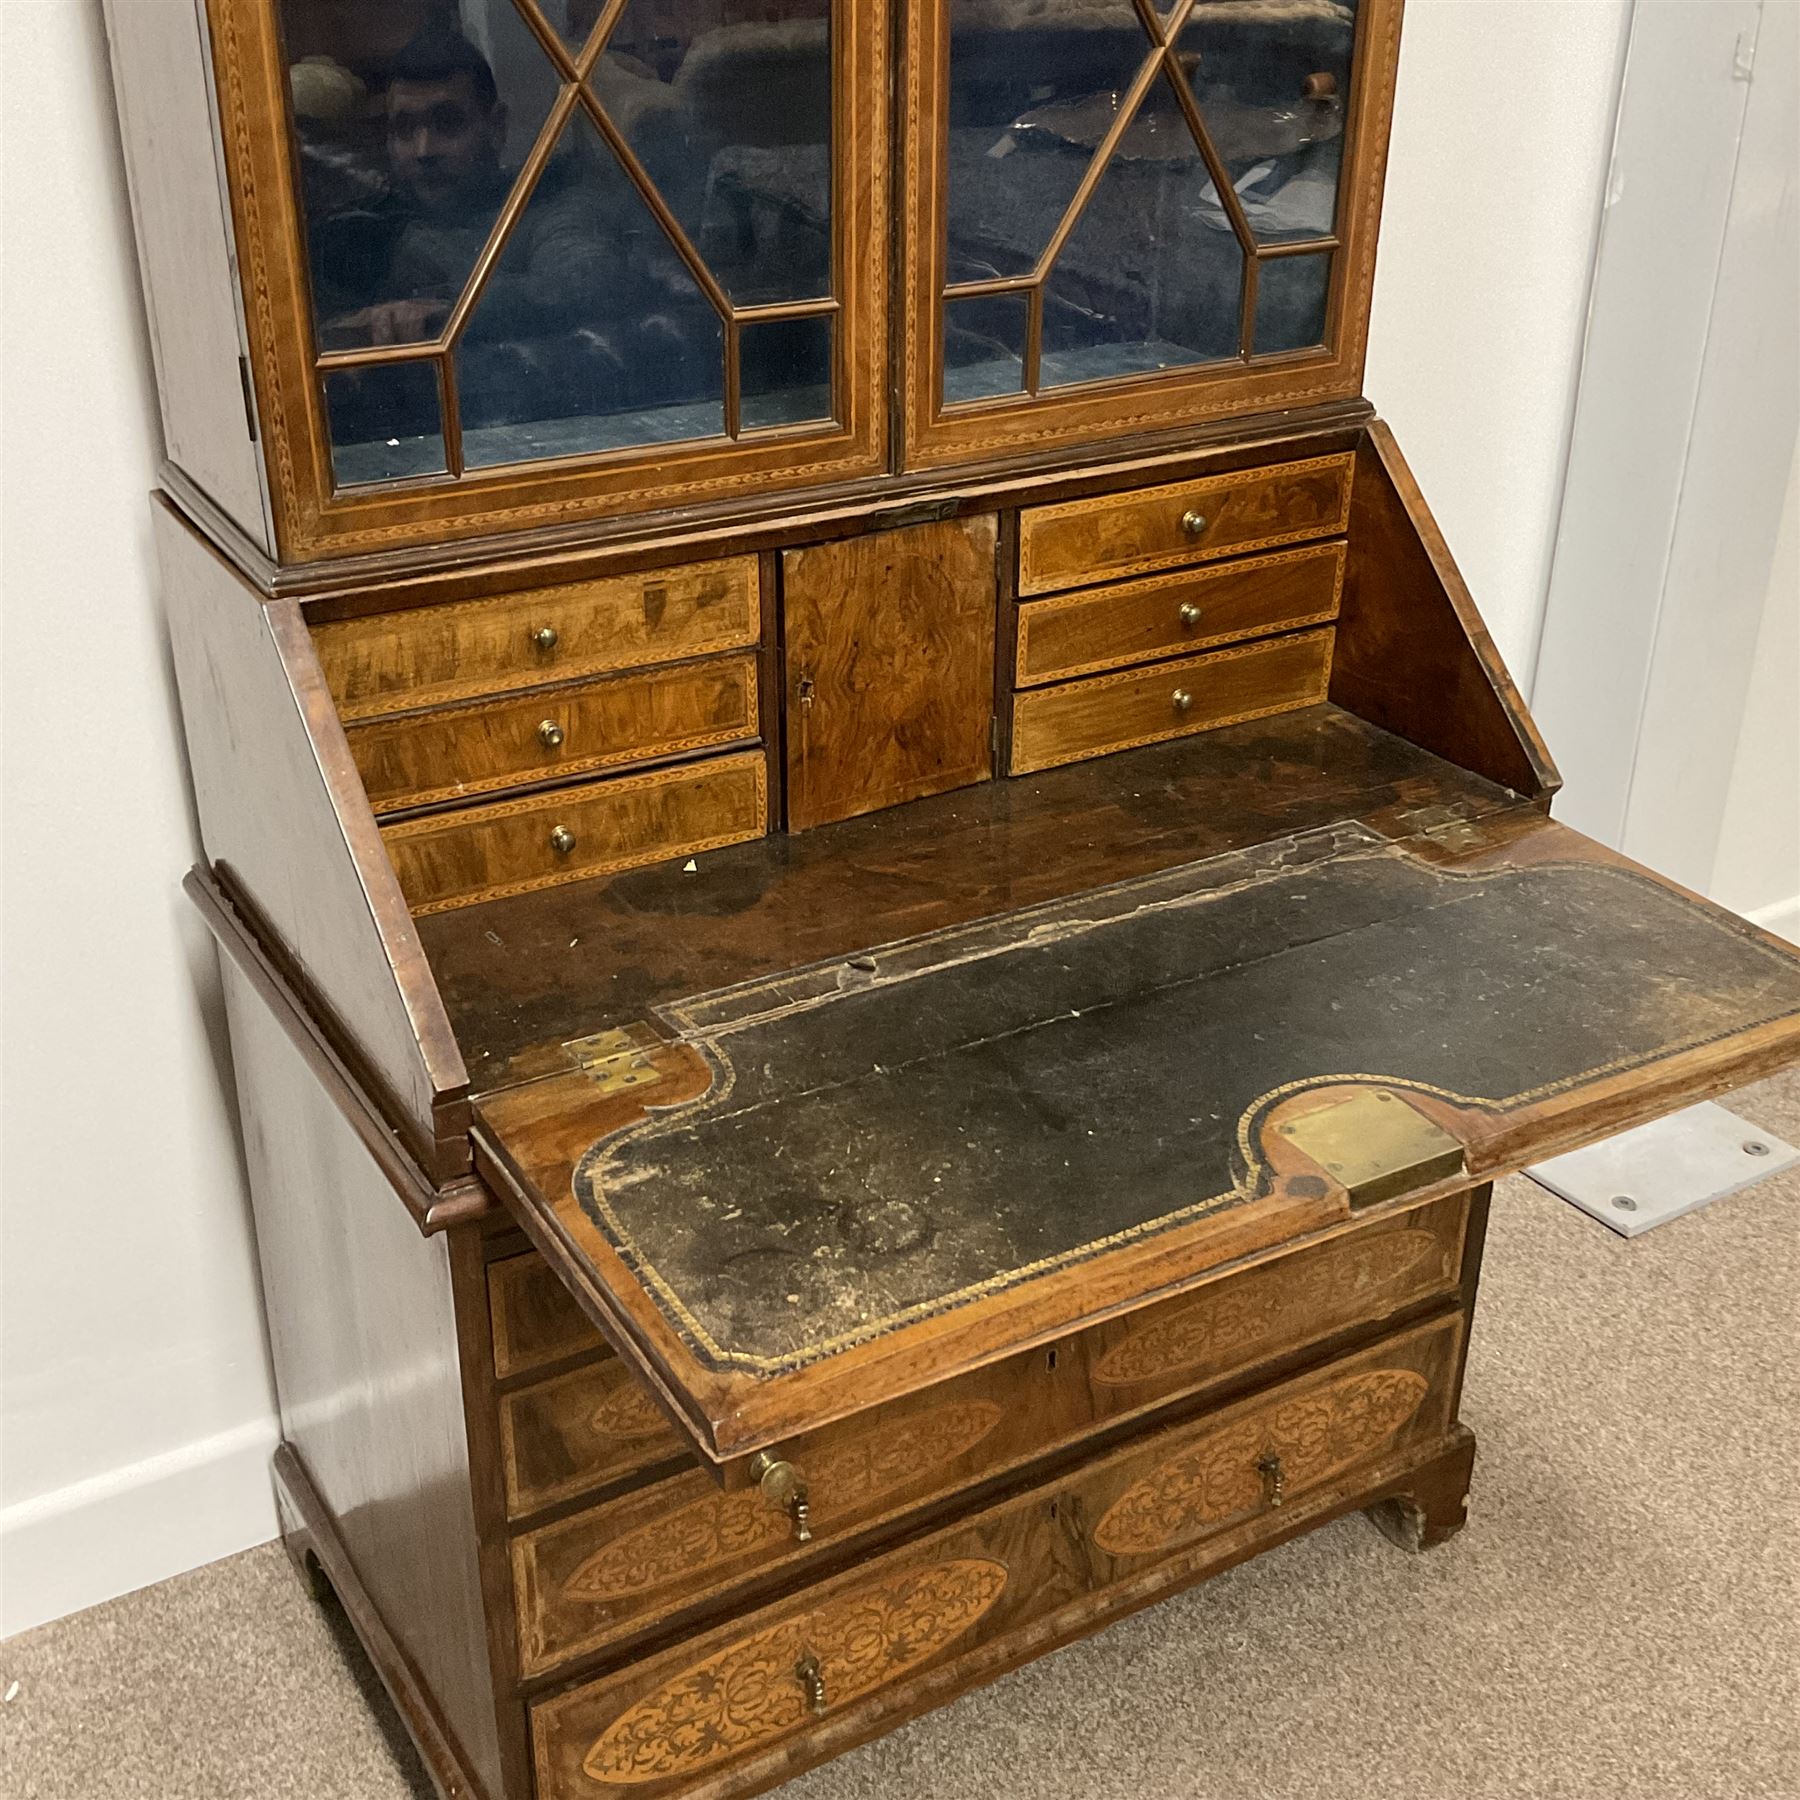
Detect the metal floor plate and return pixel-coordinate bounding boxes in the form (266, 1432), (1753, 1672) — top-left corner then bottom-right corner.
(1526, 1101), (1799, 1237)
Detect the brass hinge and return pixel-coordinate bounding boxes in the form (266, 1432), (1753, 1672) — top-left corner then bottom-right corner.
(565, 1023), (665, 1096)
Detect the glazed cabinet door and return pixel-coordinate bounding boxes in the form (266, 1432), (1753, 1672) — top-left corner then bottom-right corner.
(209, 0), (888, 559)
(900, 0), (1400, 470)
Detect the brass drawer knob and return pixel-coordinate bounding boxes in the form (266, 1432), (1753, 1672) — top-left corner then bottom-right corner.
(1257, 1451), (1286, 1508)
(538, 719), (566, 750)
(1171, 689), (1193, 713)
(751, 1452), (814, 1543)
(795, 1652), (827, 1717)
(531, 625), (559, 652)
(1178, 602), (1203, 629)
(549, 825), (577, 856)
(1180, 508), (1209, 536)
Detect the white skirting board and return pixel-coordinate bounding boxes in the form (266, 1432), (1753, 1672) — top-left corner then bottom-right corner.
(0, 1416), (279, 1639)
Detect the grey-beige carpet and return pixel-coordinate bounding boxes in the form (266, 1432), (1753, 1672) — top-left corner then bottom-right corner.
(5, 1070), (1798, 1800)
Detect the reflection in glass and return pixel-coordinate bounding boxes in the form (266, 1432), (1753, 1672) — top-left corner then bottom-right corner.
(281, 0), (840, 481)
(943, 292), (1028, 403)
(325, 360), (446, 484)
(285, 2), (558, 349)
(456, 109), (724, 468)
(1176, 0), (1356, 243)
(944, 0), (1150, 282)
(599, 0), (833, 305)
(1041, 72), (1243, 386)
(740, 315), (834, 430)
(1254, 251), (1331, 353)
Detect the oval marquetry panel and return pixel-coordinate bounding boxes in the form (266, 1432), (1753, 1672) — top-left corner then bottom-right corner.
(581, 1557), (1009, 1786)
(1093, 1230), (1442, 1389)
(586, 1381), (673, 1444)
(1094, 1368), (1429, 1557)
(564, 1401), (1004, 1605)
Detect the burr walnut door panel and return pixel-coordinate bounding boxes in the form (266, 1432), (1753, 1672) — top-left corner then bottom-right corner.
(781, 515), (998, 830)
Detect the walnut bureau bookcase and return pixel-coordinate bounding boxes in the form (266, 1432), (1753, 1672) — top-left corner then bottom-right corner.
(106, 3), (1800, 1797)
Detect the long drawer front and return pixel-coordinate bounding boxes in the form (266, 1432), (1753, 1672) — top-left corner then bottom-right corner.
(531, 1313), (1463, 1798)
(381, 751), (768, 914)
(509, 1196), (1468, 1670)
(1009, 628), (1333, 774)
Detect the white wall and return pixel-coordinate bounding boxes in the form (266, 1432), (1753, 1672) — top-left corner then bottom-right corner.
(1712, 443), (1800, 943)
(0, 0), (278, 1637)
(1366, 0), (1633, 680)
(0, 0), (1636, 1634)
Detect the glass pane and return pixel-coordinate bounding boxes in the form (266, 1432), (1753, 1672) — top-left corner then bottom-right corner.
(596, 0), (833, 305)
(1176, 0), (1357, 243)
(325, 361), (447, 484)
(456, 110), (724, 467)
(1041, 71), (1243, 387)
(945, 0), (1153, 282)
(282, 2), (559, 349)
(555, 0), (604, 55)
(943, 291), (1028, 403)
(1254, 251), (1331, 354)
(740, 315), (833, 430)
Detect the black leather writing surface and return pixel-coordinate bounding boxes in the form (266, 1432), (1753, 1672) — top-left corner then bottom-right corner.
(573, 830), (1800, 1372)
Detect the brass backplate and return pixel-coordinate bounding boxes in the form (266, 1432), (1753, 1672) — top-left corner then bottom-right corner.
(1278, 1088), (1465, 1207)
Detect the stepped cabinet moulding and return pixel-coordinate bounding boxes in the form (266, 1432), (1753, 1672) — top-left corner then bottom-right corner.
(107, 1), (1800, 1796)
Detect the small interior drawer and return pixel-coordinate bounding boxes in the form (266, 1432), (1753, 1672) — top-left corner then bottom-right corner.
(530, 1313), (1461, 1797)
(346, 655), (760, 815)
(381, 751), (768, 916)
(511, 1196), (1466, 1675)
(312, 556), (760, 722)
(1016, 453), (1354, 596)
(1015, 543), (1344, 687)
(1009, 628), (1334, 775)
(489, 1251), (609, 1384)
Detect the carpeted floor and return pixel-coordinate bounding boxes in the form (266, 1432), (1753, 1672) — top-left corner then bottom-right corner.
(5, 1071), (1798, 1800)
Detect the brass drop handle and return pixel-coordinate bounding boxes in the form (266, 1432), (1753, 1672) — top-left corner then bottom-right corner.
(1180, 509), (1209, 536)
(531, 624), (559, 652)
(751, 1452), (813, 1543)
(538, 719), (566, 750)
(1171, 689), (1194, 714)
(796, 674), (816, 709)
(1257, 1451), (1285, 1509)
(549, 825), (577, 856)
(795, 1652), (827, 1717)
(1178, 602), (1203, 630)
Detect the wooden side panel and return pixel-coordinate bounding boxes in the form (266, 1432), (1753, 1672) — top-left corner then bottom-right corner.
(783, 515), (998, 830)
(102, 0), (270, 551)
(155, 498), (467, 1170)
(1333, 422), (1559, 800)
(221, 962), (501, 1800)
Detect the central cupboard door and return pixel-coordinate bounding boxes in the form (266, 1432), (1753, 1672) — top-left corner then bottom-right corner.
(900, 0), (1401, 469)
(218, 0), (890, 559)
